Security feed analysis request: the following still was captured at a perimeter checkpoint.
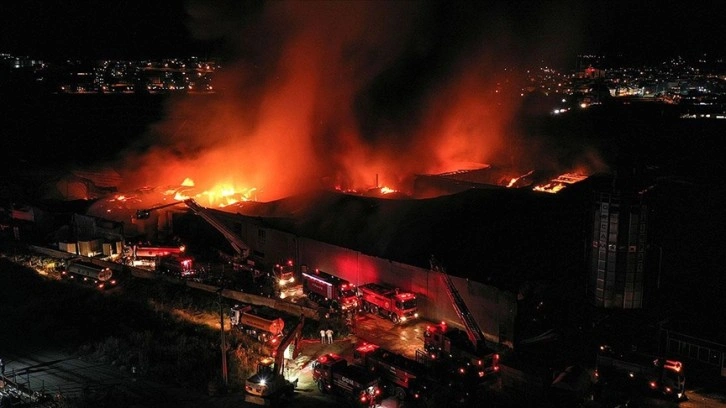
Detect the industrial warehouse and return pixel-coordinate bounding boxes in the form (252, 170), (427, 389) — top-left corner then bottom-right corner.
(4, 155), (725, 407)
(3, 32), (726, 406)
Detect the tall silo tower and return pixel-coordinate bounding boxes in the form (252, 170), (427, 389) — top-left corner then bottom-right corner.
(588, 180), (648, 309)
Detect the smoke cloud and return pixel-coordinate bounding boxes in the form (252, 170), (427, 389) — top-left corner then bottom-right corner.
(114, 0), (589, 202)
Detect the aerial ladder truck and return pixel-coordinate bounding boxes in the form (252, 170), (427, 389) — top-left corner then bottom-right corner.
(422, 257), (500, 381)
(182, 198), (251, 260)
(136, 198), (251, 263)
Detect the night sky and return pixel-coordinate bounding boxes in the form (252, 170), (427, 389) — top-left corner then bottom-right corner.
(1, 1), (724, 64)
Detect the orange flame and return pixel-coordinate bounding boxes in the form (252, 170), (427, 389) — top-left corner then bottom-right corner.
(110, 3), (530, 202)
(165, 179), (257, 207)
(109, 3), (602, 202)
(532, 172), (588, 193)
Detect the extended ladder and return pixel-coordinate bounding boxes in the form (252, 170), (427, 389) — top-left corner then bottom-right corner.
(184, 199), (251, 258)
(430, 256), (484, 347)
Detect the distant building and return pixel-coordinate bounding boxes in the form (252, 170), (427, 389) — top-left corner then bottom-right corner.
(580, 65), (605, 79)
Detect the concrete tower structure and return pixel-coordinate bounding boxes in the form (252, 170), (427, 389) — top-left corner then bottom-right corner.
(588, 184), (648, 309)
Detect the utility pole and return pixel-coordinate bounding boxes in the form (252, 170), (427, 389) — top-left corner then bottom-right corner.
(217, 287), (228, 387)
(657, 245), (663, 290)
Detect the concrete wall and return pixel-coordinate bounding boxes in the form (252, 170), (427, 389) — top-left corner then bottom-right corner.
(233, 222), (517, 348)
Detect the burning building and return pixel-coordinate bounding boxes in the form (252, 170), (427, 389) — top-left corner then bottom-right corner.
(56, 1), (607, 347)
(171, 179), (594, 348)
(412, 165), (589, 199)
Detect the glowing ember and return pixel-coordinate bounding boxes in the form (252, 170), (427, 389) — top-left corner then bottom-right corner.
(505, 170), (534, 188)
(338, 187), (355, 193)
(107, 193), (141, 204)
(173, 192), (190, 201)
(532, 173), (588, 193)
(380, 186), (397, 194)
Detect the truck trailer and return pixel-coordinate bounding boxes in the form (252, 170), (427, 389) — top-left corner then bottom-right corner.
(357, 283), (418, 323)
(63, 260), (116, 289)
(230, 305), (285, 344)
(132, 245), (185, 258)
(312, 353), (382, 407)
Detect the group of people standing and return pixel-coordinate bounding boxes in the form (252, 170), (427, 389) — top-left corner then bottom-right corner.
(319, 328), (334, 344)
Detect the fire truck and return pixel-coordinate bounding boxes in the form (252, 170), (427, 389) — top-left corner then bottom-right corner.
(232, 258), (297, 298)
(301, 268), (359, 312)
(357, 283), (418, 323)
(232, 256), (265, 280)
(245, 316), (305, 406)
(230, 305), (285, 344)
(273, 260), (295, 287)
(421, 321), (500, 381)
(63, 259), (117, 290)
(132, 245), (185, 258)
(353, 342), (431, 402)
(595, 344), (686, 400)
(156, 254), (195, 278)
(125, 244), (186, 269)
(312, 353), (382, 407)
(426, 258), (500, 384)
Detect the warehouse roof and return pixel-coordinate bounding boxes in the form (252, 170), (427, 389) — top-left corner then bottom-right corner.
(223, 179), (596, 292)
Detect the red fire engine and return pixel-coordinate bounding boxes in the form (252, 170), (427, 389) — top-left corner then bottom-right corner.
(357, 283), (418, 323)
(302, 268), (358, 311)
(354, 342), (428, 401)
(422, 321), (500, 380)
(312, 353), (382, 407)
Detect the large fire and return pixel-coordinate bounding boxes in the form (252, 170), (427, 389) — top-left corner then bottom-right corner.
(171, 178), (257, 207)
(107, 2), (537, 203)
(102, 3), (601, 204)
